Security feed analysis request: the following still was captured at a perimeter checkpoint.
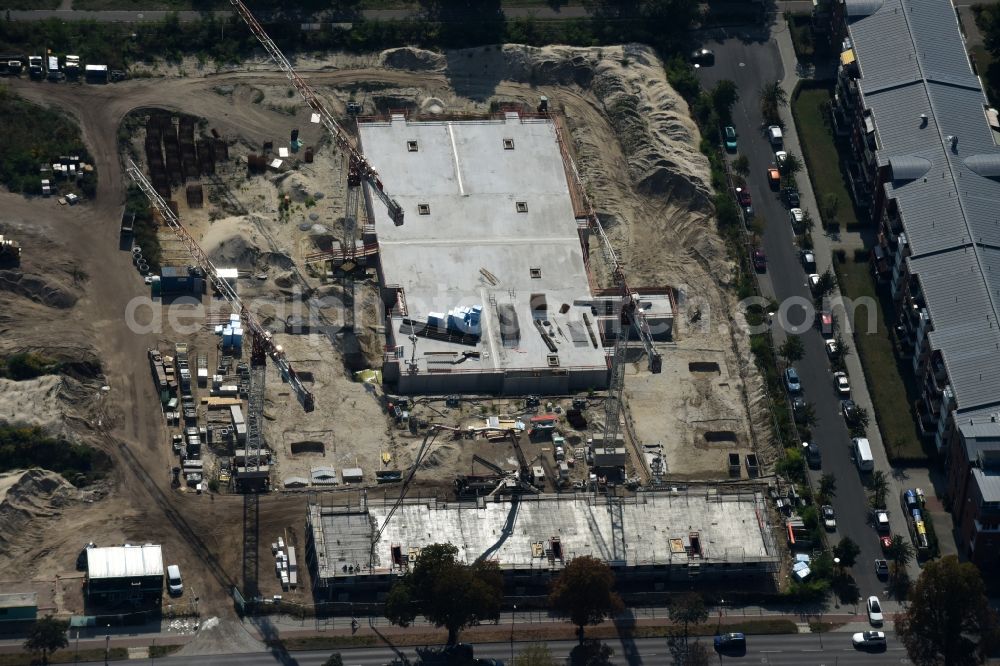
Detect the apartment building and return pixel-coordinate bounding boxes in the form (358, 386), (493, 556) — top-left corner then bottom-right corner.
(830, 0), (1000, 565)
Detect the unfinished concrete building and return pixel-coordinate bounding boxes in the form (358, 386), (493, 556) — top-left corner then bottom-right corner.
(354, 111), (674, 395)
(305, 488), (779, 598)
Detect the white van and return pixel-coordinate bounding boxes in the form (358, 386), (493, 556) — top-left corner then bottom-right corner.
(853, 437), (874, 472)
(167, 564), (183, 596)
(768, 125), (783, 147)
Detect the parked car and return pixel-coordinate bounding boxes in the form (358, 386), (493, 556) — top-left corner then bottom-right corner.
(775, 150), (788, 169)
(724, 125), (737, 152)
(736, 187), (753, 218)
(826, 339), (840, 360)
(867, 596), (884, 625)
(874, 559), (890, 578)
(822, 504), (836, 530)
(784, 367), (802, 393)
(841, 398), (859, 424)
(800, 250), (817, 272)
(782, 187), (800, 207)
(691, 48), (715, 66)
(767, 124), (783, 147)
(752, 248), (767, 272)
(791, 395), (808, 422)
(789, 207), (805, 229)
(767, 166), (781, 190)
(853, 631), (886, 649)
(714, 632), (746, 653)
(804, 441), (821, 469)
(880, 535), (893, 551)
(817, 310), (834, 338)
(833, 371), (851, 396)
(167, 564), (184, 596)
(873, 509), (890, 533)
(808, 273), (821, 294)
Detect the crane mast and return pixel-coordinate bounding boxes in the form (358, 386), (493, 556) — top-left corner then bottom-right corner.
(125, 160), (315, 413)
(228, 0), (404, 226)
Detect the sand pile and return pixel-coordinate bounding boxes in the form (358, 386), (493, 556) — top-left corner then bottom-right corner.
(0, 376), (68, 430)
(201, 217), (263, 269)
(0, 469), (79, 556)
(0, 270), (78, 308)
(382, 47), (446, 72)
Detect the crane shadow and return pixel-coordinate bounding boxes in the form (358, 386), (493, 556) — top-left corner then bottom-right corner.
(477, 495), (521, 563)
(611, 609), (643, 666)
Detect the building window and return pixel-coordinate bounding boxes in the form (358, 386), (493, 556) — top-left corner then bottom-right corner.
(516, 201), (528, 213)
(407, 140), (418, 152)
(530, 268), (542, 279)
(417, 203), (430, 215)
(503, 138), (515, 150)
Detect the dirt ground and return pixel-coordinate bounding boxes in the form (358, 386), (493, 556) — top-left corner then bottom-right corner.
(0, 42), (773, 644)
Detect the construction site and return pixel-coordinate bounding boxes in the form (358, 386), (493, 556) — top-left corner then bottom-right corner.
(0, 1), (780, 630)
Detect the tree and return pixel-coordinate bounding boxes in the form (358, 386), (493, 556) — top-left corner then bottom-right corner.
(568, 639), (614, 666)
(779, 335), (805, 363)
(732, 154), (750, 176)
(711, 79), (739, 123)
(668, 637), (711, 666)
(833, 536), (860, 568)
(23, 615), (69, 665)
(759, 81), (788, 124)
(814, 270), (835, 298)
(323, 653), (344, 666)
(887, 535), (914, 573)
(896, 555), (1000, 666)
(819, 473), (837, 501)
(515, 644), (557, 666)
(779, 153), (802, 177)
(867, 470), (888, 509)
(550, 556), (623, 641)
(668, 592), (708, 647)
(384, 543), (502, 645)
(849, 406), (870, 438)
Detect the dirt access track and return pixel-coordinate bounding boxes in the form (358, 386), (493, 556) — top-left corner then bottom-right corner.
(0, 45), (769, 630)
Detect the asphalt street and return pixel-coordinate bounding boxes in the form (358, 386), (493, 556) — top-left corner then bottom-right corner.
(694, 32), (890, 598)
(67, 634), (908, 665)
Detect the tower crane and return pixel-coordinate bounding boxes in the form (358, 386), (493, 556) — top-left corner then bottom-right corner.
(228, 0), (404, 226)
(125, 160), (316, 414)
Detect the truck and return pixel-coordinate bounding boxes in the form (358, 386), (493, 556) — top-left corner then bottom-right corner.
(64, 55), (80, 79)
(120, 211), (134, 239)
(0, 235), (21, 266)
(84, 64), (108, 84)
(28, 55), (43, 79)
(46, 55), (62, 81)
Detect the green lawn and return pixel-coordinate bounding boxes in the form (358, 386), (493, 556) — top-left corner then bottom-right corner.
(834, 257), (927, 462)
(791, 85), (860, 230)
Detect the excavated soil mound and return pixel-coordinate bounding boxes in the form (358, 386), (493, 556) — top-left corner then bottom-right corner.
(0, 469), (78, 556)
(0, 271), (78, 308)
(382, 47), (445, 72)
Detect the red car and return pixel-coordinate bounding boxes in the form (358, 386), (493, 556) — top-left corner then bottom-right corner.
(752, 248), (767, 272)
(880, 535), (893, 552)
(736, 187), (752, 208)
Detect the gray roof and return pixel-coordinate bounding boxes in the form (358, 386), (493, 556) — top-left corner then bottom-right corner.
(848, 0), (1000, 414)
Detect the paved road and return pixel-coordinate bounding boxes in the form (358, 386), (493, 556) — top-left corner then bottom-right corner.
(693, 29), (893, 600)
(65, 634), (908, 665)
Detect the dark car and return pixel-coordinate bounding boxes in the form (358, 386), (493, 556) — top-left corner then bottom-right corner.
(782, 187), (800, 208)
(736, 187), (752, 208)
(791, 395), (807, 422)
(752, 248), (767, 272)
(874, 559), (889, 579)
(842, 399), (859, 425)
(804, 441), (822, 469)
(714, 632), (746, 653)
(691, 48), (715, 66)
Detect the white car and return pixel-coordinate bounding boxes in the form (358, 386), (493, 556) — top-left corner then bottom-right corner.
(167, 564), (183, 596)
(825, 339), (839, 360)
(867, 595), (883, 625)
(834, 371), (850, 396)
(821, 504), (836, 531)
(789, 207), (805, 227)
(853, 631), (886, 648)
(775, 150), (788, 168)
(808, 273), (821, 294)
